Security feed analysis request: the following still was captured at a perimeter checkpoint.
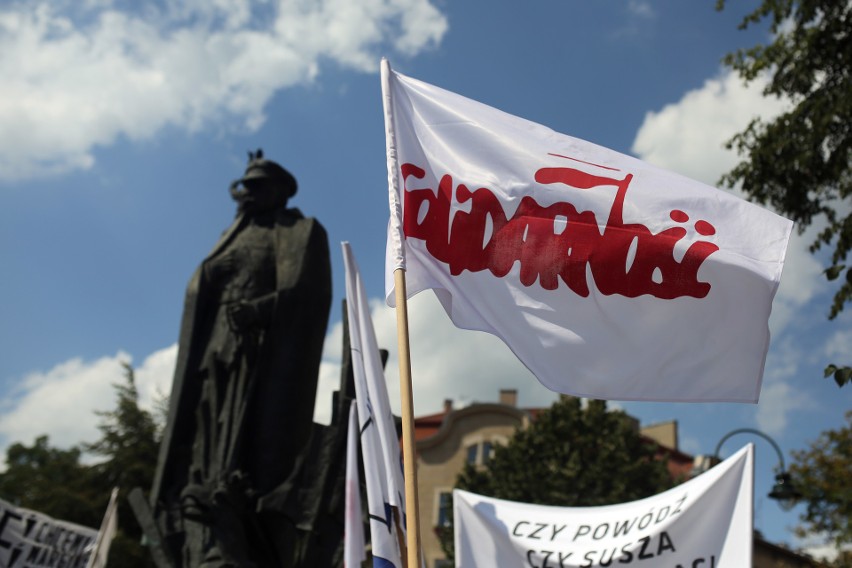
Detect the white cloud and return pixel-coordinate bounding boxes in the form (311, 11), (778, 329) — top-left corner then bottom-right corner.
(314, 317), (347, 425)
(134, 343), (178, 413)
(756, 381), (811, 436)
(631, 69), (828, 437)
(632, 71), (789, 187)
(627, 0), (655, 19)
(0, 346), (177, 464)
(630, 69), (826, 337)
(314, 293), (561, 426)
(0, 0), (448, 180)
(823, 326), (852, 360)
(753, 304), (821, 436)
(795, 531), (852, 564)
(395, 294), (561, 415)
(770, 230), (825, 336)
(0, 290), (556, 460)
(0, 352), (131, 452)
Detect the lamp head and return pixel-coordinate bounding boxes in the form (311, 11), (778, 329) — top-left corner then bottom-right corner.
(768, 472), (801, 512)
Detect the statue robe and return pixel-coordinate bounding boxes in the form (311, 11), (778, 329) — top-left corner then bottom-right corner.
(150, 207), (331, 566)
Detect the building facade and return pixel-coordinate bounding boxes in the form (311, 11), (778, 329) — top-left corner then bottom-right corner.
(412, 390), (823, 568)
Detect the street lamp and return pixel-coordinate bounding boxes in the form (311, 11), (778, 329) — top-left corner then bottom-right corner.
(713, 428), (802, 512)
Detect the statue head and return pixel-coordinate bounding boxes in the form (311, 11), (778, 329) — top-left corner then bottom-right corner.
(230, 149), (298, 213)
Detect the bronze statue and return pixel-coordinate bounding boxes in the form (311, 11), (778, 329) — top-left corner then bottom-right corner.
(146, 150), (334, 567)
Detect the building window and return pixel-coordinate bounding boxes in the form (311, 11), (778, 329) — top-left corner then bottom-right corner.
(482, 441), (494, 464)
(466, 444), (478, 464)
(466, 439), (504, 466)
(437, 492), (452, 528)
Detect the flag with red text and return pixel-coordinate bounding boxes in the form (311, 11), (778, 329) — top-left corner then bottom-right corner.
(380, 59), (793, 403)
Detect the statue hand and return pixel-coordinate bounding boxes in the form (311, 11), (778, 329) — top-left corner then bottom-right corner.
(227, 300), (259, 333)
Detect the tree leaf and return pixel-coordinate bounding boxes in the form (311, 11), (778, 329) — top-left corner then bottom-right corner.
(834, 367), (852, 388)
(825, 265), (846, 281)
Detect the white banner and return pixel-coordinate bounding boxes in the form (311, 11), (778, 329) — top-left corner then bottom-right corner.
(344, 399), (367, 568)
(0, 497), (98, 568)
(381, 59), (793, 403)
(454, 444), (753, 567)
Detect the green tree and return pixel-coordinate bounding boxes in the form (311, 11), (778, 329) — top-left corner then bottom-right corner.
(789, 411), (852, 567)
(85, 362), (161, 568)
(716, 0), (852, 386)
(0, 436), (102, 528)
(0, 364), (162, 566)
(440, 397), (672, 559)
(86, 363), (160, 497)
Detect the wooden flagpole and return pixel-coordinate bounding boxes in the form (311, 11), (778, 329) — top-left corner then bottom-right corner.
(394, 267), (421, 568)
(382, 57), (422, 567)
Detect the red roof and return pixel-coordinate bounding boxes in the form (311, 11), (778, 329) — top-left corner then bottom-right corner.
(414, 410), (448, 441)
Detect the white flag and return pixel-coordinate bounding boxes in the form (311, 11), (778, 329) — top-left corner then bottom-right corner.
(86, 487), (119, 568)
(345, 400), (367, 568)
(343, 241), (406, 568)
(381, 59), (792, 403)
(454, 444), (754, 568)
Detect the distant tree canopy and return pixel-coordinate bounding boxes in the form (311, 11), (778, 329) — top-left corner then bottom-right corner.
(86, 363), (160, 506)
(85, 363), (161, 567)
(789, 411), (852, 567)
(716, 0), (852, 386)
(0, 364), (161, 568)
(0, 436), (103, 529)
(439, 397), (673, 559)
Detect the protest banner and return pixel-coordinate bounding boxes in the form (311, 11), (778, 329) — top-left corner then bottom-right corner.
(0, 497), (98, 568)
(454, 444), (754, 567)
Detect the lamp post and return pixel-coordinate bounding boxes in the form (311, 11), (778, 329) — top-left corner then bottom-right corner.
(713, 428), (802, 511)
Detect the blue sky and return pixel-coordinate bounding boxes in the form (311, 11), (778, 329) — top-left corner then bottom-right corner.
(0, 0), (848, 558)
